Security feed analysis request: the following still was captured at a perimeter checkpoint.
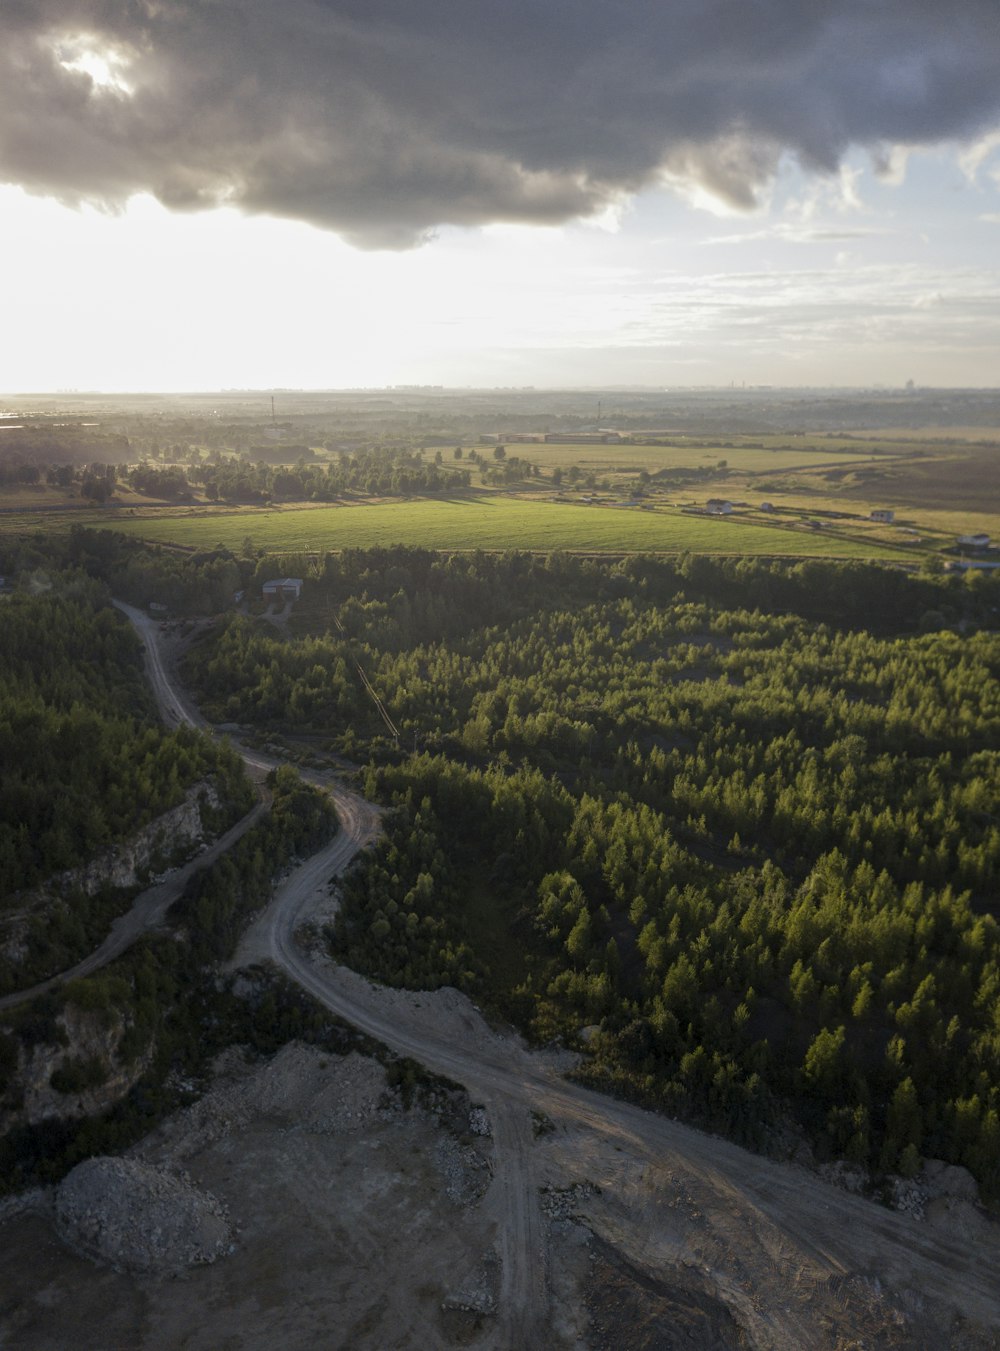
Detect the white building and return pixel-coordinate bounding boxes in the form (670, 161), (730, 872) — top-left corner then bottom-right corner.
(870, 509), (895, 523)
(958, 533), (991, 550)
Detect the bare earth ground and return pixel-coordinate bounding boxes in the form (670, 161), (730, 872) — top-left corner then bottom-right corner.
(2, 1028), (997, 1351)
(2, 606), (1000, 1349)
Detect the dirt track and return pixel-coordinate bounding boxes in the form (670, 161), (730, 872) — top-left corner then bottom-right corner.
(10, 601), (997, 1350)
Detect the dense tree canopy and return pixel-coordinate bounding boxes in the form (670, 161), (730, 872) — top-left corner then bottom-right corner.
(0, 579), (249, 899)
(183, 547), (1000, 1193)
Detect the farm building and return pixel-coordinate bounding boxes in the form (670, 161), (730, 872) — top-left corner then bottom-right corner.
(870, 509), (895, 523)
(262, 577), (304, 601)
(706, 499), (734, 515)
(958, 533), (991, 550)
(759, 502), (774, 512)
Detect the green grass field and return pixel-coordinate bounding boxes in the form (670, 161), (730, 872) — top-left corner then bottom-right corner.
(38, 496), (907, 558)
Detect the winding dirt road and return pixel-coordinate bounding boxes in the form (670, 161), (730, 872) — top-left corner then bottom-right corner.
(120, 602), (1000, 1350)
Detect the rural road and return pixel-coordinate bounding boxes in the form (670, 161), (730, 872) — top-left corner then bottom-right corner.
(102, 604), (1000, 1346)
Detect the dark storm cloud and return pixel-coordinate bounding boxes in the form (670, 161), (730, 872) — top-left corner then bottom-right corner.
(2, 0), (999, 246)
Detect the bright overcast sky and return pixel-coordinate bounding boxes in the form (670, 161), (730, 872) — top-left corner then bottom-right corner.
(2, 1), (999, 392)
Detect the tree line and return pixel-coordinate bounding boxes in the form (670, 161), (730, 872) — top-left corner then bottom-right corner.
(176, 444), (470, 502)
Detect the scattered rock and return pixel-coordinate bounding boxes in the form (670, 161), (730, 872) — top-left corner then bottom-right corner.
(442, 1248), (500, 1315)
(433, 1134), (492, 1206)
(886, 1175), (927, 1219)
(541, 1181), (601, 1222)
(818, 1160), (867, 1196)
(144, 1045), (395, 1157)
(532, 1109), (556, 1139)
(468, 1106), (491, 1137)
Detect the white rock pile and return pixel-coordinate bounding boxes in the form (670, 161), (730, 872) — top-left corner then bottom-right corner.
(55, 1156), (231, 1274)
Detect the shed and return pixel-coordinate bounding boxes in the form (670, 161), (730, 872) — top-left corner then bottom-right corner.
(262, 577), (304, 601)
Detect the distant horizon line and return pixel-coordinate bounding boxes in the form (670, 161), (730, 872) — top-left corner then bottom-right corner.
(3, 383), (1000, 399)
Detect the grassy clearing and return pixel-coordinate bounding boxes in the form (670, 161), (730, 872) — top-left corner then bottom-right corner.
(430, 439), (895, 478)
(0, 484), (85, 509)
(45, 496), (907, 558)
(0, 483), (181, 514)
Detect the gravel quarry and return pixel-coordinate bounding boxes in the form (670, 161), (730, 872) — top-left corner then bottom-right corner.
(3, 1030), (1000, 1351)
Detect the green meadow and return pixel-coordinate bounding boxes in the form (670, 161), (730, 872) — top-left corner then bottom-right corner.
(50, 496), (906, 558)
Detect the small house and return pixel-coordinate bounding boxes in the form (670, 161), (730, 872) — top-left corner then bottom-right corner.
(870, 509), (895, 524)
(759, 502), (774, 513)
(958, 533), (991, 550)
(706, 498), (734, 515)
(262, 577), (304, 601)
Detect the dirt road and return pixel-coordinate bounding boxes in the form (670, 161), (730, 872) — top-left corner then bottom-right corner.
(120, 601), (1000, 1350)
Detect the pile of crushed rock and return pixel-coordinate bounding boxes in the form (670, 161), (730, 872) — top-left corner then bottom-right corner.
(442, 1248), (501, 1316)
(55, 1156), (231, 1274)
(434, 1133), (493, 1205)
(151, 1045), (395, 1158)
